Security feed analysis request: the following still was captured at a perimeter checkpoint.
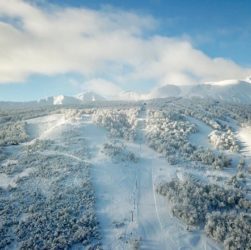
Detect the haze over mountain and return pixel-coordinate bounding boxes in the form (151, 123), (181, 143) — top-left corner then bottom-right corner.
(184, 81), (251, 103)
(27, 77), (251, 105)
(75, 92), (106, 102)
(148, 77), (251, 103)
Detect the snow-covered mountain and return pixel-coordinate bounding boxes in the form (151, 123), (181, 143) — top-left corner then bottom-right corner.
(2, 78), (250, 106)
(150, 79), (251, 104)
(75, 91), (106, 102)
(39, 95), (82, 105)
(188, 79), (251, 103)
(38, 92), (106, 105)
(186, 81), (251, 103)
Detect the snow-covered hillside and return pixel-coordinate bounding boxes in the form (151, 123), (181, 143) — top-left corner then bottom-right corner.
(0, 98), (251, 249)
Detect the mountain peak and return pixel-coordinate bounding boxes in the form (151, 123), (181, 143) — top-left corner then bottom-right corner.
(36, 77), (251, 105)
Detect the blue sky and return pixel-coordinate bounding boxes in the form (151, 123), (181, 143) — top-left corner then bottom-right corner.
(40, 0), (251, 65)
(0, 0), (251, 101)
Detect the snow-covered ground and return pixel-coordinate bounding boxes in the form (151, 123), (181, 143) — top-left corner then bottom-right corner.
(238, 126), (251, 197)
(79, 109), (222, 249)
(187, 116), (213, 149)
(0, 167), (33, 188)
(238, 126), (251, 156)
(0, 100), (250, 249)
(25, 113), (67, 139)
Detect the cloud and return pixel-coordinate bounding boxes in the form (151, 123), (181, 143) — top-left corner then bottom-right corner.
(81, 78), (123, 98)
(0, 0), (250, 90)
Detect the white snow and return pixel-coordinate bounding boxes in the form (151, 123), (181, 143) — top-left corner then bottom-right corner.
(25, 113), (67, 139)
(75, 91), (105, 102)
(238, 125), (251, 179)
(85, 110), (221, 249)
(187, 82), (251, 103)
(1, 103), (250, 249)
(187, 116), (212, 149)
(206, 79), (242, 86)
(23, 110), (220, 249)
(238, 126), (251, 156)
(0, 167), (33, 188)
(51, 112), (222, 249)
(53, 95), (65, 105)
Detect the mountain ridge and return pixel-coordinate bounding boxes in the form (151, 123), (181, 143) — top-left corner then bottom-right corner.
(1, 78), (251, 105)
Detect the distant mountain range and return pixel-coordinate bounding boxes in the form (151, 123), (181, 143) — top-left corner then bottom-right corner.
(1, 78), (251, 106)
(38, 91), (106, 105)
(149, 78), (251, 104)
(184, 81), (251, 103)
